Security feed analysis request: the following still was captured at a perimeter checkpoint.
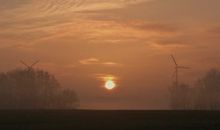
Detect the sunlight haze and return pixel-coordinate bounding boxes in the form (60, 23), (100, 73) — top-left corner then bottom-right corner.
(1, 0), (220, 109)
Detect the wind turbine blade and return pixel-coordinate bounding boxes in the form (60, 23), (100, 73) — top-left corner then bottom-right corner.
(171, 54), (178, 66)
(30, 60), (39, 68)
(178, 66), (190, 69)
(20, 60), (30, 68)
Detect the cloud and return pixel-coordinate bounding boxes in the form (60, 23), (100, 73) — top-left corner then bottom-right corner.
(128, 21), (177, 33)
(0, 0), (161, 49)
(93, 73), (118, 81)
(79, 58), (121, 67)
(74, 0), (153, 11)
(81, 19), (181, 46)
(79, 58), (100, 65)
(102, 62), (119, 66)
(0, 0), (152, 17)
(0, 0), (29, 10)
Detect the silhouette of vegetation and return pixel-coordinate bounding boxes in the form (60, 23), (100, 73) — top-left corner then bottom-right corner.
(170, 68), (220, 110)
(194, 69), (220, 110)
(0, 69), (79, 109)
(170, 83), (191, 110)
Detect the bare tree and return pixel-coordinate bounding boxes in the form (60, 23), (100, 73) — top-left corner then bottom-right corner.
(170, 83), (191, 110)
(194, 69), (220, 110)
(0, 69), (79, 109)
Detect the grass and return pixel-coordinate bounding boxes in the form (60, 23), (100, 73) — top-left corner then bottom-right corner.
(0, 110), (219, 129)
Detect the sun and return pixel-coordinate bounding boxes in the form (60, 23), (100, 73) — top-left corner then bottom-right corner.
(105, 80), (116, 90)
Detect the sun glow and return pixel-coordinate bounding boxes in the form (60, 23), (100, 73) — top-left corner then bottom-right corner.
(105, 80), (116, 90)
(96, 74), (118, 90)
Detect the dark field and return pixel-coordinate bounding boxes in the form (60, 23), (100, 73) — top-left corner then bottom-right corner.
(0, 110), (219, 130)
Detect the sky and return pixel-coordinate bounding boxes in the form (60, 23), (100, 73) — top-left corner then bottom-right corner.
(0, 0), (220, 109)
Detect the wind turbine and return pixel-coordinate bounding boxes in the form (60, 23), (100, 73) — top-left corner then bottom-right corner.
(171, 55), (190, 87)
(20, 60), (39, 71)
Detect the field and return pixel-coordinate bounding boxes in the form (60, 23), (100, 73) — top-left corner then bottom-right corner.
(0, 110), (219, 130)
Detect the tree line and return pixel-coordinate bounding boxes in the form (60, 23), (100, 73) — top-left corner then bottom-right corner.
(0, 68), (79, 109)
(170, 69), (220, 110)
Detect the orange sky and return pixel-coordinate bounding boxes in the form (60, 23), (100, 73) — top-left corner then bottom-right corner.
(1, 0), (220, 109)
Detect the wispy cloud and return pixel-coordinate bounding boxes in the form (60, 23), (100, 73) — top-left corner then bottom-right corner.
(0, 0), (152, 17)
(93, 73), (119, 82)
(80, 58), (100, 65)
(0, 0), (154, 49)
(79, 58), (121, 67)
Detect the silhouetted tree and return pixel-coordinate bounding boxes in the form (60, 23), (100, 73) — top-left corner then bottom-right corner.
(170, 69), (220, 110)
(170, 83), (191, 110)
(194, 69), (220, 110)
(0, 69), (79, 109)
